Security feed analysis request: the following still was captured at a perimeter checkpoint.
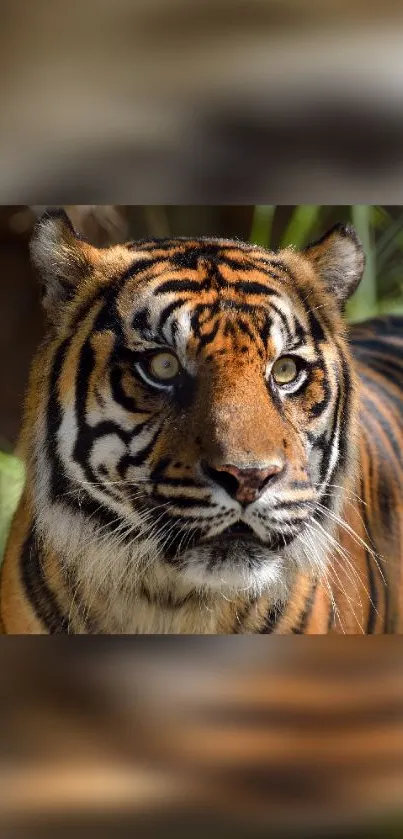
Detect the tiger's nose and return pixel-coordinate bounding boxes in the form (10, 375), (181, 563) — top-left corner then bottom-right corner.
(201, 460), (284, 505)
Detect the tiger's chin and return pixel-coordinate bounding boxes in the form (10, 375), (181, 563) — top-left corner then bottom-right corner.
(172, 529), (298, 601)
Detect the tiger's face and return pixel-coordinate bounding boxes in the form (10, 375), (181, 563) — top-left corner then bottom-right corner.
(30, 214), (364, 602)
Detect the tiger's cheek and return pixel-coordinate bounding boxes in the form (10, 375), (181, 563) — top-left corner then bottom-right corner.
(281, 431), (311, 485)
(148, 421), (198, 473)
(300, 368), (327, 416)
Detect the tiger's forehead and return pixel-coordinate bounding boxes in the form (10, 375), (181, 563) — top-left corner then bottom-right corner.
(117, 238), (294, 296)
(109, 239), (321, 357)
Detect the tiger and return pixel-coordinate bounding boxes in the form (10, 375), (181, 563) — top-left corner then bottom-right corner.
(1, 209), (403, 634)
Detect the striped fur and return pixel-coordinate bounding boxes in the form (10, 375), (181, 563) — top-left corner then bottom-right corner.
(1, 213), (402, 633)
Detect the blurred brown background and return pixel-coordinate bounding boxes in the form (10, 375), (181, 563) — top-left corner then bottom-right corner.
(1, 1), (403, 204)
(0, 638), (403, 838)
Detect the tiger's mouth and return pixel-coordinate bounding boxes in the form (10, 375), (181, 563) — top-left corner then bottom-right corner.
(138, 498), (298, 560)
(222, 521), (257, 538)
(202, 521), (296, 552)
(199, 520), (261, 546)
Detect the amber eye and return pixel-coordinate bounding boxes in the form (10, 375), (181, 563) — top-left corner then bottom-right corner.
(147, 351), (180, 382)
(271, 356), (299, 385)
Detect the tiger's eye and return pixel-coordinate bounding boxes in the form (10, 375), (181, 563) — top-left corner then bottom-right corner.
(271, 356), (298, 385)
(148, 352), (180, 381)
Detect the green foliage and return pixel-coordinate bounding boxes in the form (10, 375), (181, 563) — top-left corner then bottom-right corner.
(279, 205), (323, 249)
(0, 452), (24, 563)
(250, 205), (276, 248)
(347, 205), (377, 322)
(249, 205), (403, 323)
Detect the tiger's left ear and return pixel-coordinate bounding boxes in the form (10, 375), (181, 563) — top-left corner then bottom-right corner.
(303, 223), (365, 306)
(30, 209), (97, 324)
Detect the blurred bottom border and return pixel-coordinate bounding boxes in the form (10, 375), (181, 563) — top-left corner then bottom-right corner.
(0, 637), (402, 837)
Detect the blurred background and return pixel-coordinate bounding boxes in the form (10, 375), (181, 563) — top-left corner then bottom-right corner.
(0, 638), (402, 838)
(2, 0), (403, 204)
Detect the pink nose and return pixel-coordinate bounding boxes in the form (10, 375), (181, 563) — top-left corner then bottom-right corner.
(202, 461), (284, 504)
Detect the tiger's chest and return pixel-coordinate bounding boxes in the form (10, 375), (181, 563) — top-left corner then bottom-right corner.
(113, 599), (221, 634)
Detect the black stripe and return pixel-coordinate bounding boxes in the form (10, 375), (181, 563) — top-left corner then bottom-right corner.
(150, 475), (204, 489)
(20, 528), (69, 634)
(215, 257), (263, 273)
(361, 392), (402, 462)
(359, 356), (403, 393)
(156, 279), (209, 295)
(47, 339), (71, 503)
(269, 303), (292, 342)
(157, 298), (188, 335)
(196, 319), (220, 352)
(315, 390), (341, 486)
(229, 280), (273, 296)
(359, 370), (403, 425)
(335, 350), (353, 474)
(307, 307), (326, 345)
(132, 307), (151, 334)
(117, 423), (163, 476)
(110, 366), (138, 413)
(290, 317), (308, 350)
(73, 340), (133, 487)
(308, 364), (332, 419)
(68, 258), (160, 334)
(350, 316), (403, 342)
(352, 337), (403, 362)
(258, 604), (283, 634)
(237, 318), (258, 344)
(150, 491), (213, 509)
(190, 303), (219, 339)
(46, 337), (136, 535)
(315, 349), (351, 489)
(232, 599), (258, 634)
(291, 580), (317, 633)
(171, 245), (222, 269)
(138, 582), (194, 610)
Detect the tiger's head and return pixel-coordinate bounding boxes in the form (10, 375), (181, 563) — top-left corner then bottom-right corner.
(29, 212), (364, 605)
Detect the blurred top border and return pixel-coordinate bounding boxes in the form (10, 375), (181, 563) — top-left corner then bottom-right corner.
(2, 1), (403, 202)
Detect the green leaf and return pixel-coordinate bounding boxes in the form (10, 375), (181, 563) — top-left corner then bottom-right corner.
(250, 205), (276, 248)
(370, 205), (391, 231)
(377, 298), (403, 316)
(280, 205), (323, 249)
(376, 210), (403, 271)
(346, 205), (379, 323)
(0, 452), (25, 564)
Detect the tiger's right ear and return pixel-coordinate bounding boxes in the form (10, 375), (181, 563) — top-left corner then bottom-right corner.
(30, 210), (96, 324)
(303, 223), (365, 307)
